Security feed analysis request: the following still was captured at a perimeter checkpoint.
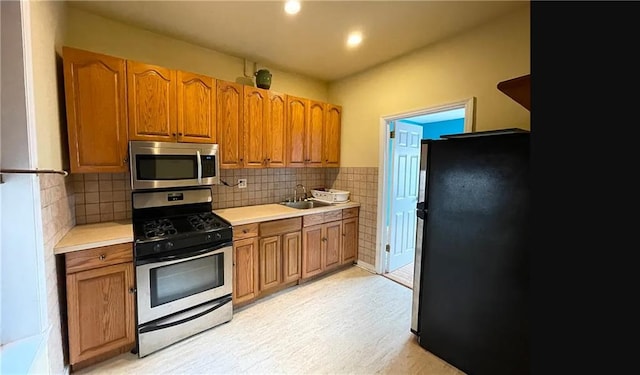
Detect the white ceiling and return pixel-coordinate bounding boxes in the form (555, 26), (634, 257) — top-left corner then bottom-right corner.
(67, 0), (529, 82)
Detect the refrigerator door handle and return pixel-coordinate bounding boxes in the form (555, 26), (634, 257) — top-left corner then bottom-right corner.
(416, 202), (426, 220)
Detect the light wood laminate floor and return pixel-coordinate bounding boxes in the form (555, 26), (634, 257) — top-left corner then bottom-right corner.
(76, 266), (463, 375)
(384, 262), (414, 289)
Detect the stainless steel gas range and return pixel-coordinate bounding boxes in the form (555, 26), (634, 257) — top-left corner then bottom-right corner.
(131, 187), (233, 358)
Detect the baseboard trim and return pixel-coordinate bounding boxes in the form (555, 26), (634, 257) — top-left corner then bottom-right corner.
(355, 261), (376, 274)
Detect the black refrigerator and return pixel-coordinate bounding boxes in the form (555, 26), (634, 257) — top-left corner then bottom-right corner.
(411, 129), (529, 375)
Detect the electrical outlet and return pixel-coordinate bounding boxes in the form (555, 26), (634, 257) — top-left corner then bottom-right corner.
(238, 179), (247, 188)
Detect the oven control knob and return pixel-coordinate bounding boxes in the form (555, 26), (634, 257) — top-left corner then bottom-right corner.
(153, 243), (162, 252)
(214, 232), (222, 240)
(206, 234), (212, 241)
(166, 241), (174, 250)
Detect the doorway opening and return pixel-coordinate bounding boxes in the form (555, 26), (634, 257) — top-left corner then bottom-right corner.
(376, 98), (475, 288)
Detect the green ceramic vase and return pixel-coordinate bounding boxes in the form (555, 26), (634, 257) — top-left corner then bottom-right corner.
(255, 69), (272, 89)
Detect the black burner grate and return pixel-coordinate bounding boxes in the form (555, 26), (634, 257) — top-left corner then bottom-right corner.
(187, 212), (222, 231)
(143, 218), (178, 239)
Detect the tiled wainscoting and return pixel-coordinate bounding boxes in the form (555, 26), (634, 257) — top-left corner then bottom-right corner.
(68, 167), (379, 266)
(39, 173), (76, 373)
(326, 167), (379, 267)
(211, 168), (327, 209)
(72, 173), (132, 224)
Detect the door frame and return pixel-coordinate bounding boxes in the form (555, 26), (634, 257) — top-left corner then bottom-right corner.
(374, 97), (476, 274)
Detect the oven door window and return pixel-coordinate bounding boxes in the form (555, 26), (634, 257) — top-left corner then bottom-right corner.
(150, 253), (224, 307)
(136, 155), (197, 180)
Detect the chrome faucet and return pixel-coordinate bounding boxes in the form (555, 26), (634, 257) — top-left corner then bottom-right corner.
(294, 184), (307, 202)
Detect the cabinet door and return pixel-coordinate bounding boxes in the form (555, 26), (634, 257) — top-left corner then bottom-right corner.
(66, 262), (135, 364)
(63, 47), (128, 173)
(306, 100), (325, 167)
(243, 86), (269, 168)
(177, 71), (216, 143)
(282, 231), (302, 283)
(217, 80), (244, 168)
(341, 217), (358, 264)
(259, 235), (282, 291)
(267, 91), (287, 168)
(286, 95), (307, 167)
(302, 225), (323, 278)
(233, 237), (259, 304)
(324, 220), (343, 270)
(324, 104), (341, 167)
(127, 61), (177, 141)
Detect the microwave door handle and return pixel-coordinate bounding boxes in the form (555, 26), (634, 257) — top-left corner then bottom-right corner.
(196, 150), (202, 184)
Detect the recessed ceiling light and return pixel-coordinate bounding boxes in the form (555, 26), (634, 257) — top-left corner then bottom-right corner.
(347, 32), (363, 47)
(284, 1), (301, 15)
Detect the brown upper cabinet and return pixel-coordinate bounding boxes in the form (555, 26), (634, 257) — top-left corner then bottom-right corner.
(177, 71), (216, 143)
(217, 80), (244, 169)
(267, 91), (287, 167)
(63, 47), (129, 173)
(127, 64), (216, 143)
(286, 96), (335, 168)
(306, 100), (325, 167)
(324, 104), (341, 167)
(127, 61), (177, 142)
(124, 60), (217, 143)
(243, 87), (287, 168)
(286, 95), (308, 167)
(243, 86), (269, 168)
(62, 47), (341, 172)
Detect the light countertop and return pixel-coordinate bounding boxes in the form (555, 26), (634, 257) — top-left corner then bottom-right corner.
(54, 220), (133, 254)
(54, 202), (360, 254)
(214, 201), (360, 226)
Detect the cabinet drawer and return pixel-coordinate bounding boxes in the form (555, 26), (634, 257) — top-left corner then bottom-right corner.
(260, 217), (302, 237)
(342, 207), (359, 219)
(65, 242), (133, 274)
(303, 213), (325, 227)
(233, 223), (259, 240)
(323, 210), (342, 222)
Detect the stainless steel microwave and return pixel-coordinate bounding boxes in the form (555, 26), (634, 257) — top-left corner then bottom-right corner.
(129, 141), (220, 190)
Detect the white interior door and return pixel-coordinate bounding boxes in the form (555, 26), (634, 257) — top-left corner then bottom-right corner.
(387, 121), (422, 272)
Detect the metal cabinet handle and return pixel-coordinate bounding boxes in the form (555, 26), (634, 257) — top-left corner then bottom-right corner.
(242, 229), (248, 233)
(172, 133), (177, 137)
(178, 133), (183, 136)
(321, 237), (327, 242)
(98, 254), (106, 260)
(129, 287), (136, 294)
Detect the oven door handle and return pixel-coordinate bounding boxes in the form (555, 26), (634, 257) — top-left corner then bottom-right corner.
(196, 150), (202, 185)
(138, 295), (232, 334)
(136, 241), (231, 266)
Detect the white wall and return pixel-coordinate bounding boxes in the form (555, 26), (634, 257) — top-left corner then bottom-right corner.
(0, 0), (46, 346)
(0, 1), (50, 373)
(64, 6), (329, 102)
(329, 5), (530, 167)
(29, 0), (68, 171)
(28, 1), (70, 373)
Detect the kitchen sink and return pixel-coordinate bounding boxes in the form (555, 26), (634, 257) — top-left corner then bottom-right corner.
(280, 200), (333, 209)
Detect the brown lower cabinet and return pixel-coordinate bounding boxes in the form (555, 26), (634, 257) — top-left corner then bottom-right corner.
(301, 209), (346, 279)
(64, 242), (135, 369)
(231, 207), (358, 307)
(232, 236), (259, 305)
(259, 217), (302, 293)
(341, 207), (359, 265)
